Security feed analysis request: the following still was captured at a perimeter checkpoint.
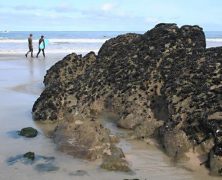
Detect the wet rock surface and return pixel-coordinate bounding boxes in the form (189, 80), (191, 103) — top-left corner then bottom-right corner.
(100, 145), (131, 172)
(23, 152), (35, 161)
(19, 127), (38, 138)
(33, 23), (222, 175)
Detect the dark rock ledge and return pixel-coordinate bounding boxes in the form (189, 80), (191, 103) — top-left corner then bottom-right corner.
(32, 23), (222, 175)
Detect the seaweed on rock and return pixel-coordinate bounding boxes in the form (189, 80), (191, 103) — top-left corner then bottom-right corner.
(32, 23), (222, 175)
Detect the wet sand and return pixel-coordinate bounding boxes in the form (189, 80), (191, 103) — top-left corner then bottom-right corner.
(0, 53), (221, 180)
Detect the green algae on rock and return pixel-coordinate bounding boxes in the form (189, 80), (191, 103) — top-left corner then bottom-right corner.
(23, 152), (35, 161)
(19, 127), (38, 138)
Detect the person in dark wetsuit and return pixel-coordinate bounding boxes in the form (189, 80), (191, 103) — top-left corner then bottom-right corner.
(36, 35), (45, 58)
(25, 34), (33, 58)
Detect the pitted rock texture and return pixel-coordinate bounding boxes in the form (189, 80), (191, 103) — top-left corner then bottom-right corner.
(33, 23), (222, 175)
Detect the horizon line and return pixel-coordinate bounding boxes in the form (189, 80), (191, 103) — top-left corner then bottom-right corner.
(1, 30), (222, 32)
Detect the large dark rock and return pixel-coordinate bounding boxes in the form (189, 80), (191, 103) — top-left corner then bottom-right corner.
(32, 23), (222, 175)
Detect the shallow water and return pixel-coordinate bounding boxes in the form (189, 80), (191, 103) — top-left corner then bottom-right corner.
(0, 54), (221, 180)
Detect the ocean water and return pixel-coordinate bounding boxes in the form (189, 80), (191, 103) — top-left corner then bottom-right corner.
(0, 31), (129, 54)
(0, 31), (221, 55)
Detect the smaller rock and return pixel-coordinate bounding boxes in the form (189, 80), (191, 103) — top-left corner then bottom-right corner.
(19, 127), (38, 138)
(161, 128), (191, 158)
(118, 113), (143, 129)
(69, 170), (89, 176)
(101, 146), (131, 172)
(101, 156), (131, 172)
(209, 149), (222, 176)
(109, 135), (120, 143)
(23, 152), (35, 161)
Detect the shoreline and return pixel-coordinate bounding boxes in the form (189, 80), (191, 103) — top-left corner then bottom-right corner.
(0, 50), (98, 56)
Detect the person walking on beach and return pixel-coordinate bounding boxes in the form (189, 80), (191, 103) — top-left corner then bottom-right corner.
(25, 34), (33, 58)
(36, 35), (45, 58)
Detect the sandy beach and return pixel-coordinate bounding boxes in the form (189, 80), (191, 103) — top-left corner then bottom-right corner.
(1, 0), (222, 178)
(0, 53), (221, 180)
